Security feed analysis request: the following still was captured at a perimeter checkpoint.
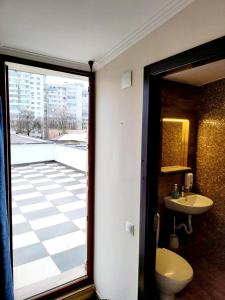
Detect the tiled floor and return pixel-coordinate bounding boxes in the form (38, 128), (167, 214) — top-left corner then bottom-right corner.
(11, 161), (87, 293)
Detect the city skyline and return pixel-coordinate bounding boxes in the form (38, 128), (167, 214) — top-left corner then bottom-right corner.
(8, 69), (89, 137)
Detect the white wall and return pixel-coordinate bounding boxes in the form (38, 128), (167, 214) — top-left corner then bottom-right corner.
(11, 144), (54, 165)
(55, 145), (87, 173)
(94, 1), (225, 299)
(11, 144), (87, 172)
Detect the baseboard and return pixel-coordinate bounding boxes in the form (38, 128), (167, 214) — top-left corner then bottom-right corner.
(96, 293), (100, 300)
(96, 292), (108, 300)
(56, 284), (96, 300)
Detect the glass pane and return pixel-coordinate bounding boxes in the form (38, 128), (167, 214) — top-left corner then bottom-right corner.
(7, 62), (89, 299)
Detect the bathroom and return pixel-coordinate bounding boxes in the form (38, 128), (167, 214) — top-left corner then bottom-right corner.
(156, 59), (225, 299)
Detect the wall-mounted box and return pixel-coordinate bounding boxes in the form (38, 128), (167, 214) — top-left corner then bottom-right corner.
(121, 71), (132, 89)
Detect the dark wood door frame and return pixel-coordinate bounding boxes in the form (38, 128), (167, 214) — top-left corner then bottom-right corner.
(138, 36), (225, 300)
(0, 55), (95, 299)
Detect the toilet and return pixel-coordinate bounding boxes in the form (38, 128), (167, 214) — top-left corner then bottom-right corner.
(155, 214), (193, 300)
(156, 248), (193, 300)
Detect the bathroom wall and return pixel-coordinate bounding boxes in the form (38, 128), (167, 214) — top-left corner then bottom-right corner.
(160, 80), (200, 171)
(159, 78), (225, 299)
(158, 80), (199, 245)
(195, 78), (225, 268)
(175, 78), (225, 300)
(161, 121), (184, 167)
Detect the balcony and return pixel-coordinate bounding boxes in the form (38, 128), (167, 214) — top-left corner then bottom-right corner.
(11, 135), (88, 299)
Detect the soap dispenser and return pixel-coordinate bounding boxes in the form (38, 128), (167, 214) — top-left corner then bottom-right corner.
(171, 184), (179, 199)
(184, 173), (193, 192)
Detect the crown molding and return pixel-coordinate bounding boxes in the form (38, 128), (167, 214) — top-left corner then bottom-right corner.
(0, 46), (90, 72)
(0, 0), (194, 72)
(95, 0), (194, 70)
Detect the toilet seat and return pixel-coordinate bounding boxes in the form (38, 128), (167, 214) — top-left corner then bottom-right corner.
(156, 248), (193, 282)
(155, 215), (193, 299)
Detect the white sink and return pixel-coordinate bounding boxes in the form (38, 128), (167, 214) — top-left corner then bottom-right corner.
(164, 193), (213, 215)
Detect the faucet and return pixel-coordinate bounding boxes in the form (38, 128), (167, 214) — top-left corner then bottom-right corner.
(181, 186), (185, 197)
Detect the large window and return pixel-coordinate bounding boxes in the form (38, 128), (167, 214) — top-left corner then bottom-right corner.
(4, 61), (94, 299)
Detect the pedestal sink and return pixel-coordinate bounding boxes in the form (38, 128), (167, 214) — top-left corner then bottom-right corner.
(164, 193), (213, 215)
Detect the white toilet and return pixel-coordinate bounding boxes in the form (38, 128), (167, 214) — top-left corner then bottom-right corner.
(155, 214), (193, 300)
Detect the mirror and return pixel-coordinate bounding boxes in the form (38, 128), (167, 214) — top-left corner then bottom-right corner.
(161, 118), (191, 173)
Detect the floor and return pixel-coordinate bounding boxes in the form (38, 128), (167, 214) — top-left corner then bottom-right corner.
(11, 161), (87, 295)
(177, 257), (225, 300)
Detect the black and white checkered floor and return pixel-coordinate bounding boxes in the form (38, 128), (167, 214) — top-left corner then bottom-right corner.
(11, 161), (87, 290)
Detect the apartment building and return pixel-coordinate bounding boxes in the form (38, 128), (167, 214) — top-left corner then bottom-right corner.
(8, 70), (89, 135)
(46, 81), (88, 130)
(8, 69), (44, 120)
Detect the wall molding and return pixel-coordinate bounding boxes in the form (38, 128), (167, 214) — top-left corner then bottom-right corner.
(95, 0), (194, 69)
(0, 0), (194, 71)
(0, 46), (90, 72)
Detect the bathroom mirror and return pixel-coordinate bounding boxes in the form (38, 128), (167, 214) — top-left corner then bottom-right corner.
(161, 118), (191, 173)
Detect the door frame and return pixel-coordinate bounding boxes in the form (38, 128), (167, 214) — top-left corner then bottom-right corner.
(0, 55), (95, 299)
(138, 36), (225, 299)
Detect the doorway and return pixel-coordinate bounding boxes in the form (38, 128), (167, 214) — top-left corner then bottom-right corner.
(138, 36), (225, 300)
(0, 56), (95, 299)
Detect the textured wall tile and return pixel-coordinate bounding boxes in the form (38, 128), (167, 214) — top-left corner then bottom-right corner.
(196, 78), (225, 268)
(161, 121), (183, 167)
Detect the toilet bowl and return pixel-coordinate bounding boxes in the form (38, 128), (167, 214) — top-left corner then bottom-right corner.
(155, 248), (193, 300)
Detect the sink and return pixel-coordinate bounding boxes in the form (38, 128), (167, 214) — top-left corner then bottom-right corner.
(164, 193), (213, 215)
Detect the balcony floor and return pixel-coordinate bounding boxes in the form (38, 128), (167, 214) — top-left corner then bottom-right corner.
(11, 161), (87, 296)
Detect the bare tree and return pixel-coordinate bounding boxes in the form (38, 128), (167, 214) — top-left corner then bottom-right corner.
(16, 109), (41, 136)
(56, 107), (68, 135)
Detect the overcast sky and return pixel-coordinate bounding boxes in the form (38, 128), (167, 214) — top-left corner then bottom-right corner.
(46, 75), (88, 87)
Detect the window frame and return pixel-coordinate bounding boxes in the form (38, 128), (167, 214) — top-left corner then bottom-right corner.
(0, 54), (95, 299)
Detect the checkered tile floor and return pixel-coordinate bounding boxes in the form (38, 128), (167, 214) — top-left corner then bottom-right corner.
(11, 161), (87, 291)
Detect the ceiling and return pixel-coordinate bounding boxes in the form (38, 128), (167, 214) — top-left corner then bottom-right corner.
(164, 59), (225, 86)
(0, 0), (194, 70)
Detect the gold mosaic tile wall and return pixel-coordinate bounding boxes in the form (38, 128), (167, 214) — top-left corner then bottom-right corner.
(161, 121), (183, 167)
(196, 78), (225, 267)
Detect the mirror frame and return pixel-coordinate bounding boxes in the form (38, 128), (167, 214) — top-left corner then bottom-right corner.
(161, 118), (190, 171)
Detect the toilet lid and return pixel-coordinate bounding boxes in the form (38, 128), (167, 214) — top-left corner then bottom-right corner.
(156, 248), (193, 281)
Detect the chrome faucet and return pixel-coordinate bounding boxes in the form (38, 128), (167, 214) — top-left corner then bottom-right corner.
(181, 186), (185, 197)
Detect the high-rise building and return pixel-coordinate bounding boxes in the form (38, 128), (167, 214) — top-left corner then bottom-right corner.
(9, 69), (45, 121)
(82, 89), (89, 129)
(46, 82), (84, 130)
(8, 69), (89, 136)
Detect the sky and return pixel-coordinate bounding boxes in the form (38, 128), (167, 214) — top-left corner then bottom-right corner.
(46, 75), (89, 87)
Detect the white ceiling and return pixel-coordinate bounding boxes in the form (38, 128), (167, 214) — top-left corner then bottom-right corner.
(164, 59), (225, 86)
(0, 0), (194, 70)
